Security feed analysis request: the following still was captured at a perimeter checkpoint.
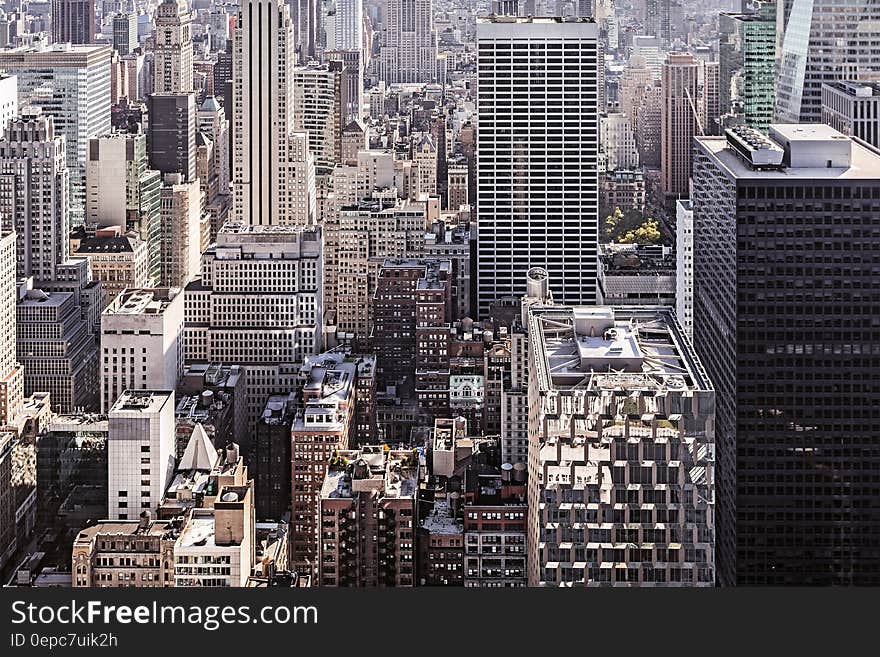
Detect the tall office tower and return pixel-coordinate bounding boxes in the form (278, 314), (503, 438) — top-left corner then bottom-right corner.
(233, 0), (301, 226)
(0, 110), (69, 284)
(693, 124), (880, 585)
(674, 199), (693, 341)
(51, 0), (96, 44)
(153, 0), (194, 94)
(379, 0), (437, 84)
(600, 112), (639, 171)
(320, 446), (418, 587)
(526, 303), (715, 586)
(112, 13), (138, 56)
(107, 390), (176, 520)
(413, 133), (437, 196)
(0, 231), (23, 425)
(0, 44), (111, 226)
(446, 163), (468, 211)
(332, 0), (362, 50)
(147, 93), (197, 182)
(718, 6), (775, 132)
(619, 56), (654, 125)
(0, 75), (17, 138)
(325, 196), (426, 339)
(776, 0), (880, 123)
(636, 86), (662, 168)
(293, 62), (342, 167)
(290, 354), (357, 575)
(660, 53), (698, 202)
(631, 35), (664, 80)
(324, 50), (363, 126)
(159, 174), (201, 290)
(700, 61), (721, 136)
(822, 81), (880, 148)
(86, 133), (162, 283)
(100, 288), (184, 413)
(476, 17), (599, 315)
(255, 393), (296, 520)
(291, 0), (318, 62)
(373, 258), (451, 385)
(17, 282), (98, 413)
(197, 96), (232, 239)
(183, 223), (323, 426)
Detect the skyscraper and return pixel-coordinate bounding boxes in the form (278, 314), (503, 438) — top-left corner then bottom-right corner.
(159, 174), (202, 289)
(0, 44), (112, 226)
(660, 52), (699, 202)
(100, 288), (184, 413)
(85, 133), (162, 283)
(693, 124), (880, 585)
(379, 0), (437, 84)
(183, 223), (323, 426)
(293, 62), (343, 167)
(107, 390), (176, 520)
(476, 17), (599, 314)
(147, 93), (197, 182)
(775, 0), (880, 123)
(332, 0), (362, 51)
(233, 0), (304, 226)
(718, 5), (775, 132)
(0, 230), (23, 425)
(153, 0), (194, 94)
(526, 303), (715, 586)
(0, 110), (69, 284)
(51, 0), (96, 45)
(112, 13), (138, 57)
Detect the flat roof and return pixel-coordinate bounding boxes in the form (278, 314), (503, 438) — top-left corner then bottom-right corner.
(695, 132), (880, 181)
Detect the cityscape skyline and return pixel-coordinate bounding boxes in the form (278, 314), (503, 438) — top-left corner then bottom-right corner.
(0, 0), (878, 591)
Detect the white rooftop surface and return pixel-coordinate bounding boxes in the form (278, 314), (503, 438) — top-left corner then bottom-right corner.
(176, 513), (222, 550)
(698, 125), (880, 180)
(106, 289), (175, 315)
(109, 390), (172, 415)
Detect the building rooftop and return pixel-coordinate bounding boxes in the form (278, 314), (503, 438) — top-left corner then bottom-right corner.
(823, 80), (880, 97)
(322, 446), (418, 500)
(421, 499), (463, 535)
(108, 390), (173, 415)
(104, 288), (180, 316)
(529, 306), (712, 394)
(75, 235), (139, 254)
(700, 124), (879, 179)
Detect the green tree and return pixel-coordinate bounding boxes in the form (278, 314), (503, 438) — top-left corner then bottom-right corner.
(618, 218), (661, 245)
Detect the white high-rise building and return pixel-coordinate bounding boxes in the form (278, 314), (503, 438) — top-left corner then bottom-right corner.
(0, 44), (111, 226)
(0, 75), (18, 138)
(600, 112), (639, 171)
(233, 0), (306, 227)
(675, 199), (693, 341)
(100, 288), (184, 413)
(0, 230), (23, 425)
(183, 223), (323, 426)
(0, 110), (69, 285)
(153, 0), (194, 94)
(293, 62), (342, 167)
(159, 173), (202, 289)
(107, 390), (177, 520)
(333, 0), (362, 51)
(378, 0), (437, 84)
(476, 17), (599, 314)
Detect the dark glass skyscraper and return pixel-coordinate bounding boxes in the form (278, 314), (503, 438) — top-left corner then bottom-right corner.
(692, 124), (880, 585)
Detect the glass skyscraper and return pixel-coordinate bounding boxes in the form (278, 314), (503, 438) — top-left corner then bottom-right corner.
(775, 0), (880, 123)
